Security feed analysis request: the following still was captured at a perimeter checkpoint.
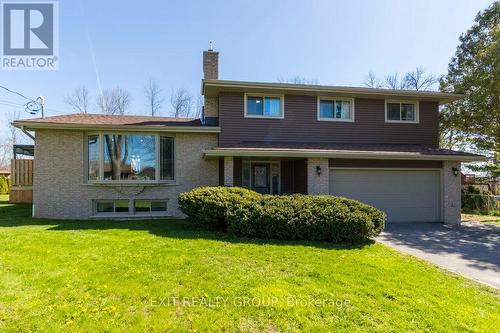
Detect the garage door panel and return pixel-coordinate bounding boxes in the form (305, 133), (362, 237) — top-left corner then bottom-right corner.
(329, 169), (441, 223)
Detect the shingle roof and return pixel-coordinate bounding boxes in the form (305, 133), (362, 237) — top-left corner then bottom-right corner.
(18, 113), (203, 126)
(220, 142), (483, 158)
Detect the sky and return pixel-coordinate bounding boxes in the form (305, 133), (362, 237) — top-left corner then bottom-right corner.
(0, 0), (494, 143)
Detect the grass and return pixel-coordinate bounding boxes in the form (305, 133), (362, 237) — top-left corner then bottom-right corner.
(0, 195), (498, 332)
(462, 213), (500, 226)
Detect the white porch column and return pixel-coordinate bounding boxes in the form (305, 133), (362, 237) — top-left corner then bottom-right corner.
(223, 156), (234, 186)
(307, 157), (329, 194)
(443, 161), (461, 225)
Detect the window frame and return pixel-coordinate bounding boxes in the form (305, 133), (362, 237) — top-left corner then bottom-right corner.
(133, 199), (169, 216)
(244, 93), (285, 119)
(94, 199), (130, 216)
(317, 96), (355, 122)
(384, 100), (419, 124)
(85, 132), (176, 184)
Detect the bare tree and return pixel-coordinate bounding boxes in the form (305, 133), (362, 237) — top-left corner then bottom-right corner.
(365, 68), (439, 91)
(0, 109), (23, 166)
(403, 67), (439, 91)
(0, 143), (10, 169)
(97, 87), (131, 115)
(65, 86), (90, 113)
(364, 71), (382, 88)
(384, 72), (408, 90)
(277, 76), (318, 85)
(144, 79), (164, 116)
(170, 88), (193, 118)
(194, 95), (203, 119)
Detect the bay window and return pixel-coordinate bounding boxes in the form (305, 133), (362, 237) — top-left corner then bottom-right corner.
(87, 133), (175, 183)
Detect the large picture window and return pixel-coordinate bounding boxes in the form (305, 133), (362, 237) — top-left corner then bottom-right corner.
(103, 134), (156, 181)
(87, 133), (175, 183)
(87, 135), (100, 181)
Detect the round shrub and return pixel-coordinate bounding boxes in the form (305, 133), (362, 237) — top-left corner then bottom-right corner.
(178, 186), (261, 229)
(178, 187), (385, 242)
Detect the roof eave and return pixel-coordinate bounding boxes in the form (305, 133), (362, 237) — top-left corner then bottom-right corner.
(203, 148), (486, 162)
(13, 121), (221, 133)
(203, 79), (463, 104)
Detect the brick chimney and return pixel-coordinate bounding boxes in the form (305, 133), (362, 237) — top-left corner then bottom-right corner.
(203, 43), (219, 80)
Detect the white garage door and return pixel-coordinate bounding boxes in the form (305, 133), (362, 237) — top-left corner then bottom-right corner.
(329, 169), (441, 223)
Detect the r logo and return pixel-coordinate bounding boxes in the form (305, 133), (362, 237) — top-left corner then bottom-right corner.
(1, 1), (58, 69)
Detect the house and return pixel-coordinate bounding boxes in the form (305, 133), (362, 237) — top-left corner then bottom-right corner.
(0, 168), (10, 178)
(13, 48), (485, 223)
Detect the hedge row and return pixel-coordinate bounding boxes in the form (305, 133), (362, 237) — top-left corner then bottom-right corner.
(178, 186), (385, 242)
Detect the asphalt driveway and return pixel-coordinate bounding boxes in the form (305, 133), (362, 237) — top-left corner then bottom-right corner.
(378, 222), (500, 289)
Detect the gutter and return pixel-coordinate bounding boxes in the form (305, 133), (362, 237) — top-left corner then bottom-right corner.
(202, 79), (463, 103)
(13, 121), (221, 133)
(203, 148), (486, 162)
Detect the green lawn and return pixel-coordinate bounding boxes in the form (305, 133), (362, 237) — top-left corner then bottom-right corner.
(0, 195), (498, 332)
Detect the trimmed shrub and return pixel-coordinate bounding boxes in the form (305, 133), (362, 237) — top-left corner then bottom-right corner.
(178, 186), (261, 229)
(227, 194), (385, 243)
(0, 176), (10, 194)
(179, 186), (385, 242)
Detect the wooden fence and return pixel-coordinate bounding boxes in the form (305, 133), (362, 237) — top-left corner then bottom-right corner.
(10, 159), (33, 203)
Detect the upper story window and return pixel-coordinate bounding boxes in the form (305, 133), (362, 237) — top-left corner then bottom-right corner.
(87, 133), (175, 183)
(244, 94), (284, 118)
(317, 97), (354, 122)
(385, 100), (419, 123)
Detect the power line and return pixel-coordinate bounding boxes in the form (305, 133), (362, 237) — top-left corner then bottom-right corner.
(0, 98), (66, 114)
(0, 85), (33, 101)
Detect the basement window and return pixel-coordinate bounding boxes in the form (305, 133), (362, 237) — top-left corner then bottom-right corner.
(94, 200), (130, 215)
(134, 200), (168, 215)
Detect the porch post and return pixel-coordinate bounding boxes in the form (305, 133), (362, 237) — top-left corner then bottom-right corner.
(307, 157), (329, 195)
(224, 156), (234, 186)
(443, 161), (461, 225)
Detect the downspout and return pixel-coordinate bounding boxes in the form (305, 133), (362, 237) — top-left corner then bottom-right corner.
(21, 126), (35, 141)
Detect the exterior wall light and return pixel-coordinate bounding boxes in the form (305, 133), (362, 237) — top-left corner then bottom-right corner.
(316, 165), (322, 176)
(452, 167), (459, 176)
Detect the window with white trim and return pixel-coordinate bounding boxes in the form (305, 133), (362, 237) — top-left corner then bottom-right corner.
(385, 101), (418, 123)
(245, 94), (284, 118)
(87, 133), (174, 183)
(318, 97), (354, 121)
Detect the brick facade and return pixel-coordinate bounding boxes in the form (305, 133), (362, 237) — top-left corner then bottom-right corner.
(33, 130), (219, 219)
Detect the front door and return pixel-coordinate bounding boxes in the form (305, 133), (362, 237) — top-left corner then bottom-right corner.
(252, 164), (270, 194)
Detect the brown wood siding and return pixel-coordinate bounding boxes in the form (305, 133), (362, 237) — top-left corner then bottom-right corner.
(280, 160), (294, 194)
(329, 159), (443, 168)
(219, 93), (439, 147)
(293, 159), (307, 194)
(280, 159), (307, 194)
(233, 157), (242, 187)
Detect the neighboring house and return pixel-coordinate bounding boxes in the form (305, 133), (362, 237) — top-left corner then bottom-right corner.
(13, 48), (484, 223)
(0, 168), (10, 178)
